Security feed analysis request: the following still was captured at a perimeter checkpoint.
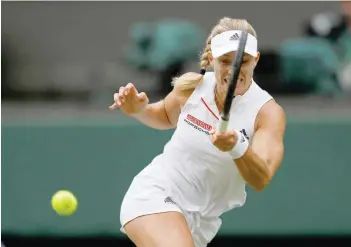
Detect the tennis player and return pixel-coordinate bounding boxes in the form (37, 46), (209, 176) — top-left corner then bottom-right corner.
(109, 17), (286, 247)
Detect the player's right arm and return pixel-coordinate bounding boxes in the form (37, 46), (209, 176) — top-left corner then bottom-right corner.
(109, 82), (183, 130)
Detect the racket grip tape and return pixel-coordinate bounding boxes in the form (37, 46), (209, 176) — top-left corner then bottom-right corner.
(217, 118), (229, 133)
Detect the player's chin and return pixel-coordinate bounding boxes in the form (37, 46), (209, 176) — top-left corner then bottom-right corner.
(234, 84), (245, 95)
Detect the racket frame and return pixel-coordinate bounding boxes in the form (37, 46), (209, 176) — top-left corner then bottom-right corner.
(217, 30), (249, 133)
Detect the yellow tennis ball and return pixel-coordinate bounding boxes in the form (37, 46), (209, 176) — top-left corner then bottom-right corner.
(51, 190), (78, 216)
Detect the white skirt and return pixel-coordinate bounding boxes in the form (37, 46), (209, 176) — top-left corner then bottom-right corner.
(120, 175), (222, 247)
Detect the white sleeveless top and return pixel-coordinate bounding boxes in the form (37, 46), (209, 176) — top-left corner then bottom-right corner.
(136, 72), (273, 217)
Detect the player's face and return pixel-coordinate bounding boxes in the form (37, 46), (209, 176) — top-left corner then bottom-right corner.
(211, 51), (260, 96)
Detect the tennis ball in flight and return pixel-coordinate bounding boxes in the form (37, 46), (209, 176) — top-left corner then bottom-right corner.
(51, 190), (78, 216)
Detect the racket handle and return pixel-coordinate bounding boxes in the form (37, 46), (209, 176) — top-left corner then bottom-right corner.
(217, 118), (229, 133)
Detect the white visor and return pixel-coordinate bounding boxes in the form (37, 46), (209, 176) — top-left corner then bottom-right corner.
(211, 30), (258, 58)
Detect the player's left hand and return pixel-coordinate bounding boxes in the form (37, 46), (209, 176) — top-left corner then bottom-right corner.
(209, 128), (238, 152)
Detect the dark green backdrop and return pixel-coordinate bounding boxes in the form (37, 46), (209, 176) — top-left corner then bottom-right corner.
(2, 116), (351, 236)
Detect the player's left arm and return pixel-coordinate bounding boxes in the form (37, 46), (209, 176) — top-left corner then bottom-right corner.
(234, 100), (286, 191)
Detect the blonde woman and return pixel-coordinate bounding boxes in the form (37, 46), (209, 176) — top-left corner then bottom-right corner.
(109, 17), (286, 247)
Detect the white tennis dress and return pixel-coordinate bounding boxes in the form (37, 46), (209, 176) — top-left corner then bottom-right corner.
(120, 72), (273, 247)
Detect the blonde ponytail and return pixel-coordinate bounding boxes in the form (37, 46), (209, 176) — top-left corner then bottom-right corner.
(172, 38), (211, 91)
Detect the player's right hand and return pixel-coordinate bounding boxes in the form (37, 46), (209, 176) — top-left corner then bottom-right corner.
(109, 82), (149, 116)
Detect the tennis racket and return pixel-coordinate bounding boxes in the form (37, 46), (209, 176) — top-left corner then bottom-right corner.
(216, 30), (249, 133)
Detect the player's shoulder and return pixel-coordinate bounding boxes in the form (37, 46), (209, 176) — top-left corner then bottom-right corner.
(171, 82), (195, 108)
(262, 100), (285, 117)
(173, 71), (215, 103)
(256, 99), (286, 129)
